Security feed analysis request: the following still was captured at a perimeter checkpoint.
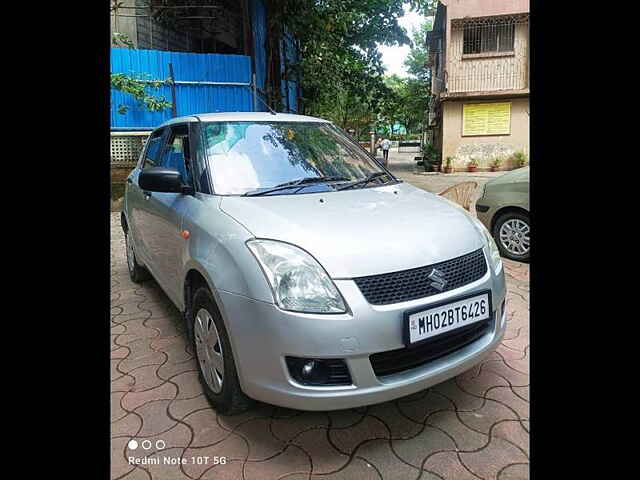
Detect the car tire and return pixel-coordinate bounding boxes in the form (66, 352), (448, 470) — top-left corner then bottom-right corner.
(189, 286), (253, 415)
(493, 211), (530, 263)
(125, 230), (150, 283)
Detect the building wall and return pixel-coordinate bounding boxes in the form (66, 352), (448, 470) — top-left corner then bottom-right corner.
(429, 3), (447, 97)
(447, 22), (528, 92)
(441, 0), (529, 86)
(110, 0), (244, 54)
(110, 0), (138, 48)
(136, 14), (192, 52)
(441, 97), (529, 170)
(442, 0), (529, 20)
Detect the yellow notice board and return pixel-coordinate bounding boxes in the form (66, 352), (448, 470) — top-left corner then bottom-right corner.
(462, 102), (511, 136)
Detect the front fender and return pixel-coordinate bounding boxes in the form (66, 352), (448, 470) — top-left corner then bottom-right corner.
(180, 195), (274, 307)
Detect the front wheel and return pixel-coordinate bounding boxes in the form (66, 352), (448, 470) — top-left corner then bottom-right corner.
(190, 286), (253, 415)
(493, 211), (530, 263)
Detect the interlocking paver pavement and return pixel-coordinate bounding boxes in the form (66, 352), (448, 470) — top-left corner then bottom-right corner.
(111, 207), (529, 479)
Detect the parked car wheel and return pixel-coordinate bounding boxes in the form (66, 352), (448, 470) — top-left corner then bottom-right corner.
(493, 211), (530, 262)
(190, 286), (253, 415)
(125, 231), (150, 283)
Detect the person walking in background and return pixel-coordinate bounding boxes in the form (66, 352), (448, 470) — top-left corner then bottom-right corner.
(381, 137), (391, 165)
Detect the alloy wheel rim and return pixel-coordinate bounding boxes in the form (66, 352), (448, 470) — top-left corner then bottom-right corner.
(499, 219), (530, 256)
(194, 308), (224, 393)
(126, 233), (135, 273)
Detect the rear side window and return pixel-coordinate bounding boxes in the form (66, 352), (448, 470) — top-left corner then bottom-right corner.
(141, 129), (165, 169)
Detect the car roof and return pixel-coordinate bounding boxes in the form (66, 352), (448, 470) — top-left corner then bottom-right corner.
(158, 112), (331, 128)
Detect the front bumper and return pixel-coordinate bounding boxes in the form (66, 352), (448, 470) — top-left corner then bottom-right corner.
(217, 249), (507, 411)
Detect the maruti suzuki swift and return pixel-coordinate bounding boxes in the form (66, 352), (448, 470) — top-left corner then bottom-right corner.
(121, 112), (507, 414)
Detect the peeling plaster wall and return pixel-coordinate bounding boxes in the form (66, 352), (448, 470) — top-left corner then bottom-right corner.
(441, 97), (529, 170)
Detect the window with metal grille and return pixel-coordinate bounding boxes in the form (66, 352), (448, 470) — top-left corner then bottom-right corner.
(463, 21), (515, 54)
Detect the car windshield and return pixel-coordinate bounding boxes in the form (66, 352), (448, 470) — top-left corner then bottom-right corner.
(202, 121), (392, 195)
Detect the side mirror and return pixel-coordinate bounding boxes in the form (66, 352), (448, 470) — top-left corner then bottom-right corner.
(139, 167), (190, 194)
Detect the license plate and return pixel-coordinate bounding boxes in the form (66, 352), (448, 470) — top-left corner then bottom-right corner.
(405, 292), (491, 345)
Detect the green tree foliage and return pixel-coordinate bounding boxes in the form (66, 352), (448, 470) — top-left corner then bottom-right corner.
(312, 86), (382, 140)
(266, 0), (436, 122)
(110, 73), (174, 115)
(111, 31), (174, 115)
(377, 17), (433, 136)
(404, 17), (433, 82)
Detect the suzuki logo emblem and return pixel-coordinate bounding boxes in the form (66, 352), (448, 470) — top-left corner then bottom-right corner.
(428, 268), (447, 291)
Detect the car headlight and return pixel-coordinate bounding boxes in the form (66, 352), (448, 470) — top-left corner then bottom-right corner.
(246, 239), (347, 314)
(470, 216), (503, 275)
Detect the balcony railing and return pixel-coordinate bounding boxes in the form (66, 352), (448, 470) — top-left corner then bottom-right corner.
(447, 14), (528, 94)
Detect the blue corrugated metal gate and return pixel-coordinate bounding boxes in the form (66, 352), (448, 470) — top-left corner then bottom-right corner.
(111, 48), (254, 129)
(111, 0), (300, 129)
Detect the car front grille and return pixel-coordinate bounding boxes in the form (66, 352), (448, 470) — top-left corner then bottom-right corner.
(353, 249), (487, 306)
(370, 317), (493, 377)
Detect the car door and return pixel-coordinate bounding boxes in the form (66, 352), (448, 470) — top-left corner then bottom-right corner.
(141, 123), (195, 306)
(125, 127), (168, 269)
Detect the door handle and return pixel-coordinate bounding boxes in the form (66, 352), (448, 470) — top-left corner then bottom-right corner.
(143, 191), (152, 200)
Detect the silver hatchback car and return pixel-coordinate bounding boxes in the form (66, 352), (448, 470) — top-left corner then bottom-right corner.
(122, 112), (507, 414)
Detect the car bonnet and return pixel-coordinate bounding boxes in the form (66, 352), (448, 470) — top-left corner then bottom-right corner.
(219, 182), (485, 279)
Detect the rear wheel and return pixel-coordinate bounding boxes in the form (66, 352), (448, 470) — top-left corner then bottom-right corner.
(125, 230), (150, 283)
(493, 211), (530, 262)
(190, 286), (253, 415)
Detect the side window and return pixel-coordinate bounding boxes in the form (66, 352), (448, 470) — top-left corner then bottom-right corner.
(141, 128), (166, 170)
(158, 125), (192, 185)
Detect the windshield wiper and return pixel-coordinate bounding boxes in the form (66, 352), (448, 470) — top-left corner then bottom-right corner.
(243, 176), (350, 196)
(274, 176), (350, 188)
(336, 172), (392, 191)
